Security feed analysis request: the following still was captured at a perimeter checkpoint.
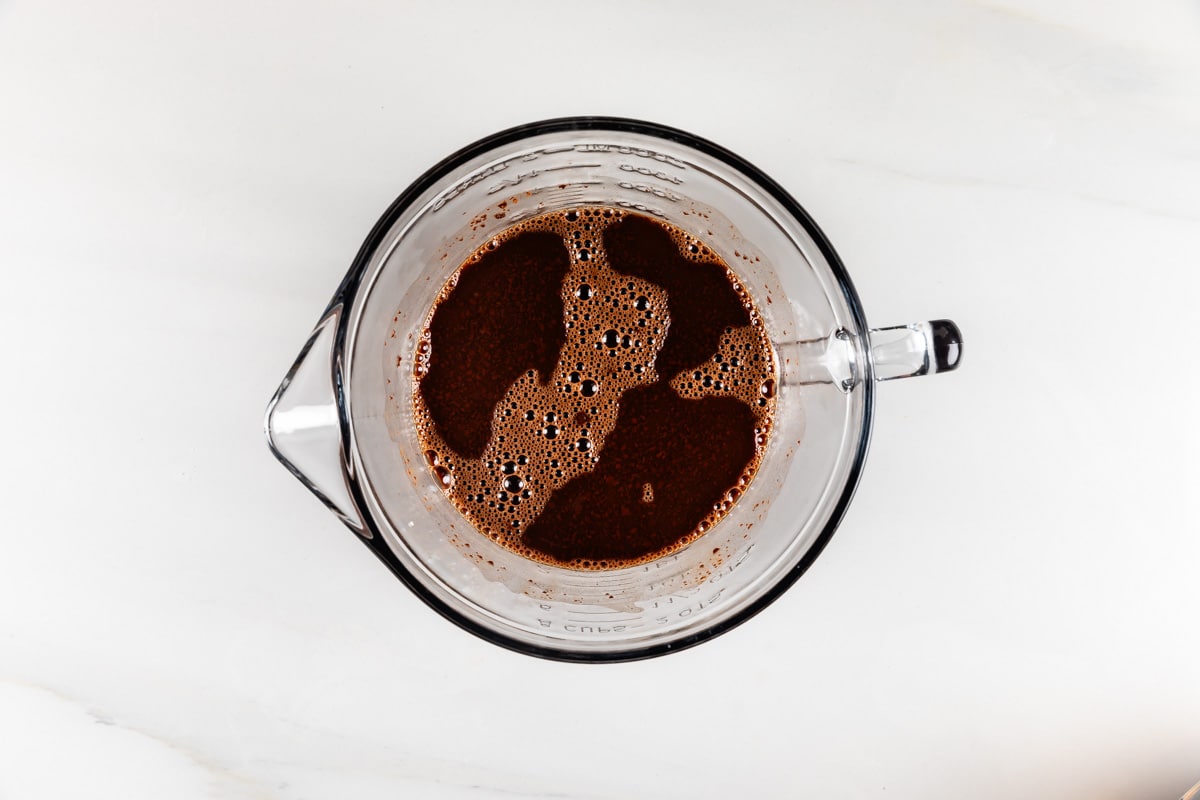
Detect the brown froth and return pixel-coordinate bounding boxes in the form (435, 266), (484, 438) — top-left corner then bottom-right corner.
(603, 214), (751, 378)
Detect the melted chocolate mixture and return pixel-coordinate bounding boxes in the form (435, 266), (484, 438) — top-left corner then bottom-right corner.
(411, 208), (776, 568)
(418, 232), (569, 457)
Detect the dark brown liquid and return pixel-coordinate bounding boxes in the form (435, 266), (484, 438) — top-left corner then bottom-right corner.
(418, 232), (569, 457)
(411, 207), (777, 569)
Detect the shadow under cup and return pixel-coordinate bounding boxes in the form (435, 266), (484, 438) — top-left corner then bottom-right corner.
(339, 120), (871, 661)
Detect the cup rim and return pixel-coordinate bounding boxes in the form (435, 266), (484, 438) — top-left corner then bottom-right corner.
(330, 116), (875, 662)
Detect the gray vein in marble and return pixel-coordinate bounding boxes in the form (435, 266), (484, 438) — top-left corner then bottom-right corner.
(971, 0), (1195, 75)
(971, 2), (1076, 35)
(829, 156), (1200, 225)
(253, 753), (612, 800)
(2, 677), (282, 799)
(4, 676), (612, 799)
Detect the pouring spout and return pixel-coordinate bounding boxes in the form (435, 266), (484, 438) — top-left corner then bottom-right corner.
(265, 307), (368, 537)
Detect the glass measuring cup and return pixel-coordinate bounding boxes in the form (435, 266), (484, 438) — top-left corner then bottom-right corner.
(265, 117), (962, 662)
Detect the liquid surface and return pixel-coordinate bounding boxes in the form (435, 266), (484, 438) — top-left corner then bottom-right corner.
(411, 207), (777, 569)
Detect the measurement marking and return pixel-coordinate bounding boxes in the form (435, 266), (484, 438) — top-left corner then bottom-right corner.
(564, 573), (634, 587)
(547, 163), (602, 172)
(486, 165), (603, 195)
(566, 608), (635, 616)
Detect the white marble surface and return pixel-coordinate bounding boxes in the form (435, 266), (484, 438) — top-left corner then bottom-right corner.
(2, 1), (1198, 798)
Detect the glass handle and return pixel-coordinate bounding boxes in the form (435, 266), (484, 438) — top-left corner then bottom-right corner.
(869, 319), (963, 381)
(264, 307), (369, 537)
(778, 319), (961, 391)
(778, 328), (860, 391)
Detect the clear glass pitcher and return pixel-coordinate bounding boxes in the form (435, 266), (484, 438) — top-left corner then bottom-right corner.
(265, 118), (962, 662)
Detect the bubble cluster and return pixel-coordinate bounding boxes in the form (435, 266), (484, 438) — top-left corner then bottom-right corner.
(411, 206), (778, 569)
(668, 316), (777, 415)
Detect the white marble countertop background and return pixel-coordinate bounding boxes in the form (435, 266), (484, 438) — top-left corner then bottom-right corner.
(1, 1), (1198, 798)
